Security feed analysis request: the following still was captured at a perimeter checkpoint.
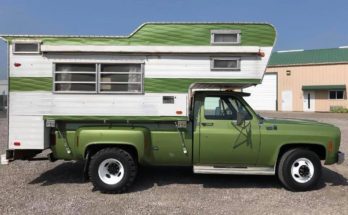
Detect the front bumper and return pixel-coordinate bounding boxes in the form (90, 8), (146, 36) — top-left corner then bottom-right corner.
(337, 151), (345, 164)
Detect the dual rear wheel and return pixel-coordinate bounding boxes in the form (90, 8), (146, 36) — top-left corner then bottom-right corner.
(89, 148), (137, 193)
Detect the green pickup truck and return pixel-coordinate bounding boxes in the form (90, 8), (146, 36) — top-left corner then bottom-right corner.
(48, 91), (344, 193)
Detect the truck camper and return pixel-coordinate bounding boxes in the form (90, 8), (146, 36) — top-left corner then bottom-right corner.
(1, 22), (343, 193)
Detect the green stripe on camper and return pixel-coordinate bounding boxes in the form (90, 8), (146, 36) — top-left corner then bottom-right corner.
(43, 115), (188, 121)
(4, 23), (276, 46)
(10, 77), (52, 91)
(9, 77), (261, 92)
(144, 78), (261, 92)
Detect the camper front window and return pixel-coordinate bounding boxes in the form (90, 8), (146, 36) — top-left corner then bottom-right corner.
(211, 30), (241, 45)
(210, 58), (241, 71)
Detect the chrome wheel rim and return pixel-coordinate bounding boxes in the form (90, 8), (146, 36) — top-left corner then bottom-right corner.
(98, 158), (124, 185)
(291, 158), (314, 183)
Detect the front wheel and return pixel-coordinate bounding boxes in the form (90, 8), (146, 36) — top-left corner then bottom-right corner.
(277, 148), (322, 191)
(89, 147), (138, 193)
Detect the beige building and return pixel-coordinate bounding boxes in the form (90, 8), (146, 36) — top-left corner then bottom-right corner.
(265, 47), (348, 112)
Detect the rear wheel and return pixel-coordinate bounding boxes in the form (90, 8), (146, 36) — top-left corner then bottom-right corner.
(277, 148), (321, 191)
(89, 147), (137, 193)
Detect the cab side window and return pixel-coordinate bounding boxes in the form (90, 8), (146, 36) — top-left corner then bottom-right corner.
(227, 97), (252, 120)
(204, 96), (251, 120)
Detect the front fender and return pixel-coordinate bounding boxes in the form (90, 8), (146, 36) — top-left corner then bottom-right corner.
(273, 142), (327, 166)
(258, 140), (328, 167)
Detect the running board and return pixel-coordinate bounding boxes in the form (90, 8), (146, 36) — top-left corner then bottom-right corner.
(193, 166), (275, 175)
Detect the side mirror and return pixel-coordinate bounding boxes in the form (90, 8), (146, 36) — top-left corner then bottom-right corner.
(236, 111), (248, 126)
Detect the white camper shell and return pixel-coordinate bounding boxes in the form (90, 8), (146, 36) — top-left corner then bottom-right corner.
(0, 22), (276, 151)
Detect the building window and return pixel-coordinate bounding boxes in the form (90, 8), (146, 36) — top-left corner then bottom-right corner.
(54, 63), (143, 94)
(99, 64), (143, 93)
(211, 30), (241, 45)
(329, 90), (344, 99)
(13, 42), (40, 54)
(211, 58), (241, 71)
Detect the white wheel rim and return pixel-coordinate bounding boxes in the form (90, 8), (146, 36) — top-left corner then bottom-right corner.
(98, 158), (124, 185)
(291, 158), (314, 183)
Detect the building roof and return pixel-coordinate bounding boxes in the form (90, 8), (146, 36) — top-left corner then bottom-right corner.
(302, 85), (346, 91)
(0, 22), (276, 46)
(268, 47), (348, 67)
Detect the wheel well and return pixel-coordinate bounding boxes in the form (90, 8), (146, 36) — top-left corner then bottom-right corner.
(85, 144), (138, 161)
(277, 144), (326, 164)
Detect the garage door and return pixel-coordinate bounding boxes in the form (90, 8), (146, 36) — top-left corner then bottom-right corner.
(243, 73), (277, 111)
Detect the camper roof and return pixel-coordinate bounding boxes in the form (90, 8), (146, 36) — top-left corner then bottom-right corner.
(0, 22), (276, 47)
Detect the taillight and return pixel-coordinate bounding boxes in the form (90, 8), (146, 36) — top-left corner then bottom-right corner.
(176, 110), (183, 115)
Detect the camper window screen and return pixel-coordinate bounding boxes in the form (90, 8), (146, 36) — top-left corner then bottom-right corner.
(99, 64), (142, 93)
(54, 64), (97, 92)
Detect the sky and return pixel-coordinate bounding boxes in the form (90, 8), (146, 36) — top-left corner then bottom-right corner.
(0, 0), (348, 79)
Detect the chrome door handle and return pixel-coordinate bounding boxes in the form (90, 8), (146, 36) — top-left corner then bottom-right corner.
(201, 122), (214, 126)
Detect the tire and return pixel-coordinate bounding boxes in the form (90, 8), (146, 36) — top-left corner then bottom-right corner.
(89, 147), (138, 193)
(277, 148), (321, 191)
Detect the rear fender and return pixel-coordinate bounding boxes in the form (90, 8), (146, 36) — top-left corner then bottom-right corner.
(76, 126), (150, 164)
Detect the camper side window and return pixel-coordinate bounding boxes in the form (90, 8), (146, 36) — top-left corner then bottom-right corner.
(99, 64), (143, 93)
(13, 42), (40, 54)
(53, 63), (143, 94)
(54, 64), (97, 92)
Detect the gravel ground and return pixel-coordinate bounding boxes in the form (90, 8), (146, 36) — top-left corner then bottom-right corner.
(0, 112), (347, 215)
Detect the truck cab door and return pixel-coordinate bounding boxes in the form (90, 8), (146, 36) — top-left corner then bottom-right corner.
(195, 95), (260, 166)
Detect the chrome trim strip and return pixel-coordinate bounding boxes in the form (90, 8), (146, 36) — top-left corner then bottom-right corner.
(193, 165), (275, 175)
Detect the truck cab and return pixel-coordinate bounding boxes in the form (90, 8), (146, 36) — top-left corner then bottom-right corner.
(193, 91), (261, 166)
(191, 90), (343, 190)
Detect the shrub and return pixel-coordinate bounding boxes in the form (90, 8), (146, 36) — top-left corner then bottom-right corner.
(330, 106), (348, 113)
